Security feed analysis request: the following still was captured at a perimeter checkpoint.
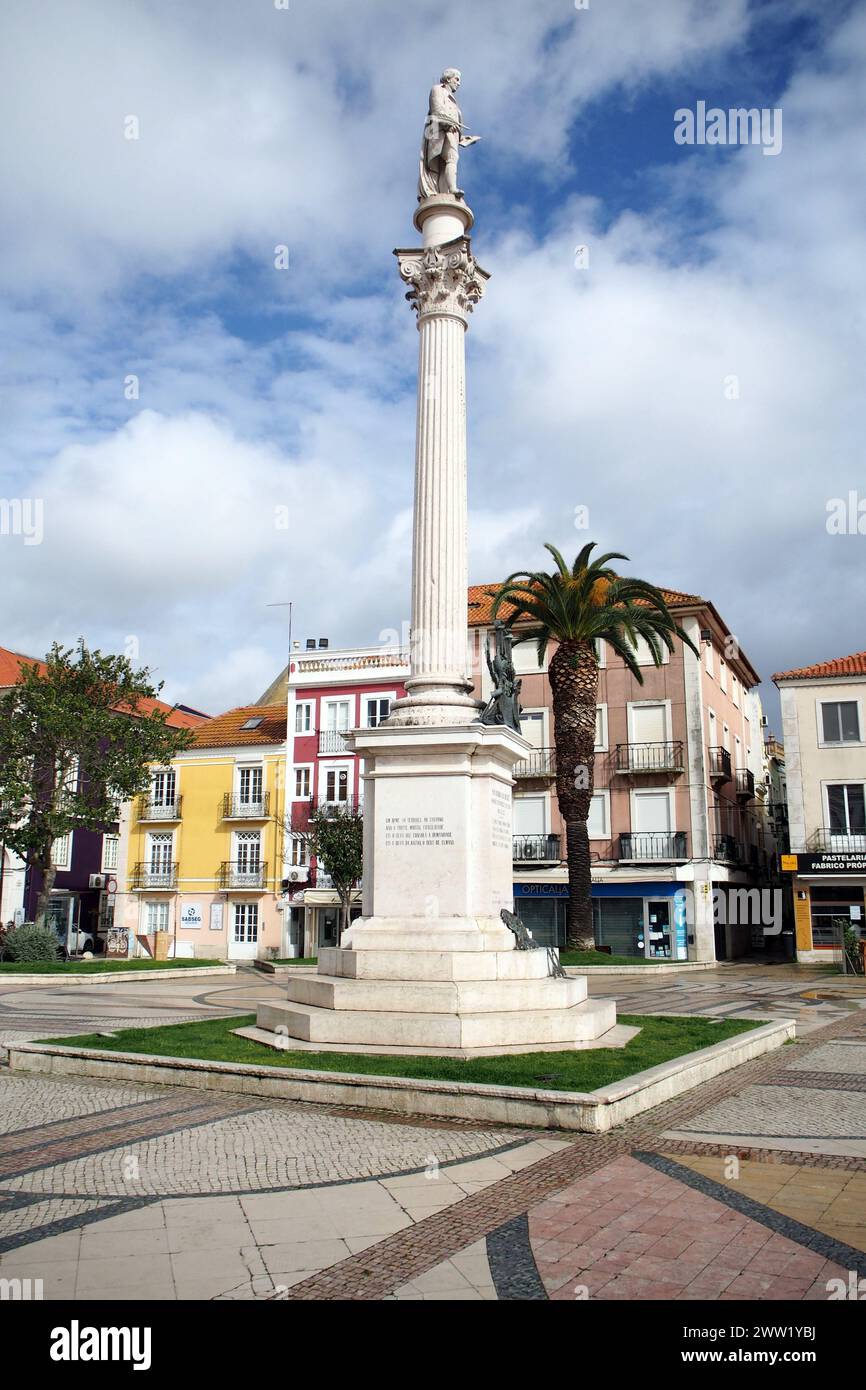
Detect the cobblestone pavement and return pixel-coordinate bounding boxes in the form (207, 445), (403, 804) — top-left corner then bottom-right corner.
(0, 965), (864, 1300)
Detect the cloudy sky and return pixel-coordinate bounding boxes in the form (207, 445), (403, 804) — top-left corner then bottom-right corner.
(1, 0), (864, 725)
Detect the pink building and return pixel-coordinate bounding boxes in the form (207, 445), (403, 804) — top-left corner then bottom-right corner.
(468, 582), (776, 962)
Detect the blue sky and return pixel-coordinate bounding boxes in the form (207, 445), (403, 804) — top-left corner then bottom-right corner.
(1, 0), (864, 725)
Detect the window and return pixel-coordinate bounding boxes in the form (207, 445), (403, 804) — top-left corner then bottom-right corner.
(512, 641), (546, 674)
(148, 834), (173, 873)
(146, 901), (169, 933)
(102, 835), (119, 871)
(324, 767), (350, 804)
(732, 675), (739, 708)
(290, 837), (308, 867)
(151, 769), (176, 807)
(52, 833), (71, 869)
(593, 639), (606, 668)
(235, 832), (262, 873)
(240, 717), (263, 731)
(704, 643), (714, 677)
(826, 784), (866, 835)
(719, 660), (728, 694)
(629, 702), (668, 745)
(295, 702), (313, 734)
(324, 700), (351, 731)
(233, 902), (259, 944)
(595, 704), (608, 752)
(588, 792), (608, 839)
(365, 697), (391, 728)
(820, 701), (861, 745)
(237, 765), (263, 805)
(629, 635), (669, 667)
(294, 767), (311, 799)
(519, 711), (545, 747)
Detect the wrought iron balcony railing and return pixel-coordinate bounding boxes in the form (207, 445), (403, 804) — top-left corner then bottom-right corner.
(613, 741), (684, 774)
(221, 792), (271, 820)
(138, 796), (182, 821)
(708, 746), (732, 781)
(513, 747), (556, 779)
(618, 831), (688, 861)
(735, 768), (756, 800)
(512, 834), (561, 864)
(218, 860), (268, 890)
(712, 834), (741, 862)
(318, 730), (350, 755)
(129, 862), (178, 890)
(808, 827), (866, 852)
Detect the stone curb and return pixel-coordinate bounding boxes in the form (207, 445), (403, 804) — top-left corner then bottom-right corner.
(6, 1018), (793, 1132)
(562, 962), (719, 976)
(0, 965), (237, 986)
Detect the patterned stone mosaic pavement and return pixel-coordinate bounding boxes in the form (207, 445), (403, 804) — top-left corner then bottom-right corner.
(0, 965), (864, 1300)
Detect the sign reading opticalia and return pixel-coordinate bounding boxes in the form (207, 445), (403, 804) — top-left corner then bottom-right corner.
(180, 904), (203, 928)
(783, 852), (866, 875)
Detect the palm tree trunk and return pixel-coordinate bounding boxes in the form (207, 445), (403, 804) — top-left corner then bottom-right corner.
(565, 817), (594, 948)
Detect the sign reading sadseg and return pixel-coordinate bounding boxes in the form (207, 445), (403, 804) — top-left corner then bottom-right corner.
(180, 904), (203, 928)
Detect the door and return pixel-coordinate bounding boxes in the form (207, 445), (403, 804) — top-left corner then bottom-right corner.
(151, 769), (176, 809)
(229, 902), (259, 960)
(234, 832), (262, 886)
(237, 765), (263, 810)
(630, 704), (668, 769)
(147, 834), (174, 887)
(645, 900), (672, 959)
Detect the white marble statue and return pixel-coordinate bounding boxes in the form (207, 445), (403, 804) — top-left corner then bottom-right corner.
(418, 68), (480, 202)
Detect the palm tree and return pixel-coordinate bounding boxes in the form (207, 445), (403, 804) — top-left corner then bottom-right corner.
(492, 542), (698, 950)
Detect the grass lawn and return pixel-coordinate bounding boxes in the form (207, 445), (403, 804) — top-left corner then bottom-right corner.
(41, 1012), (763, 1092)
(0, 958), (225, 974)
(269, 958), (318, 966)
(559, 950), (683, 967)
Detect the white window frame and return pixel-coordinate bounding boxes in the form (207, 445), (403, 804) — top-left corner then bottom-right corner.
(732, 674), (739, 708)
(147, 832), (174, 872)
(816, 697), (864, 748)
(629, 786), (677, 834)
(51, 833), (72, 870)
(322, 697), (353, 732)
(628, 634), (670, 667)
(595, 703), (608, 752)
(293, 765), (313, 801)
(232, 901), (259, 943)
(626, 699), (672, 745)
(151, 767), (177, 806)
(821, 780), (866, 834)
(320, 762), (352, 806)
(588, 790), (610, 840)
(294, 701), (314, 735)
(145, 900), (170, 933)
(364, 691), (396, 728)
(594, 639), (606, 668)
(719, 659), (728, 694)
(236, 763), (264, 803)
(101, 834), (119, 872)
(519, 708), (548, 747)
(704, 642), (714, 677)
(289, 836), (308, 867)
(512, 792), (548, 837)
(232, 830), (262, 870)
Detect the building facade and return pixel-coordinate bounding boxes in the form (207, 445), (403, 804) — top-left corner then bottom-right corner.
(0, 644), (204, 947)
(468, 583), (775, 961)
(279, 643), (409, 957)
(115, 705), (287, 961)
(776, 650), (866, 964)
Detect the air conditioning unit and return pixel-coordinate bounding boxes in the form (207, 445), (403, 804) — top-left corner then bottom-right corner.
(288, 867), (309, 884)
(89, 874), (107, 889)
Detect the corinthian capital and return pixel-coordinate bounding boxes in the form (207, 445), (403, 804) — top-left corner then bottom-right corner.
(394, 237), (490, 324)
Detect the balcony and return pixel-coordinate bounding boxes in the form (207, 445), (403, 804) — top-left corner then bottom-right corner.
(129, 862), (178, 891)
(513, 747), (556, 779)
(138, 796), (182, 822)
(735, 768), (756, 801)
(319, 730), (350, 755)
(221, 792), (271, 820)
(708, 746), (732, 782)
(512, 833), (561, 865)
(613, 741), (684, 775)
(618, 831), (688, 862)
(219, 860), (268, 891)
(712, 834), (743, 863)
(808, 828), (866, 853)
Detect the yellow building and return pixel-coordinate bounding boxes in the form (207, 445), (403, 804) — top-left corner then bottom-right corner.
(116, 704), (287, 961)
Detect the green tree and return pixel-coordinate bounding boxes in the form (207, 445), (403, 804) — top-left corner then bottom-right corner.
(492, 543), (697, 950)
(294, 802), (363, 938)
(0, 642), (194, 928)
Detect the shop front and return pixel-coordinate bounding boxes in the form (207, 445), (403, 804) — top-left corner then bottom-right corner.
(512, 880), (689, 958)
(782, 850), (866, 965)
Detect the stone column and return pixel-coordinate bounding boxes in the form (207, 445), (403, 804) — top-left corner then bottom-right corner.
(389, 195), (489, 727)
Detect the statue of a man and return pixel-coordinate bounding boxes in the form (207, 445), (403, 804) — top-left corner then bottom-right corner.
(480, 621), (522, 732)
(418, 68), (480, 202)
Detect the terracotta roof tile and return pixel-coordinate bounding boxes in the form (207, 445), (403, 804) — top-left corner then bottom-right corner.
(189, 703), (287, 748)
(773, 650), (866, 683)
(0, 644), (207, 729)
(466, 580), (705, 627)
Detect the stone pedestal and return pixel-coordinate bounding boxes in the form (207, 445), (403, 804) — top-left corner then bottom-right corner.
(257, 187), (617, 1057)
